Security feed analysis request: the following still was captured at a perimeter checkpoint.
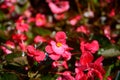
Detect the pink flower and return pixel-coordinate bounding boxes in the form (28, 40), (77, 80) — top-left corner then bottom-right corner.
(34, 35), (46, 43)
(27, 45), (45, 62)
(109, 9), (115, 17)
(76, 25), (90, 35)
(33, 50), (45, 62)
(56, 71), (75, 80)
(24, 10), (32, 18)
(12, 33), (27, 42)
(19, 42), (27, 52)
(54, 13), (66, 20)
(27, 45), (37, 57)
(47, 0), (70, 14)
(69, 15), (81, 26)
(75, 56), (105, 80)
(5, 40), (15, 49)
(80, 53), (94, 65)
(0, 46), (12, 54)
(45, 31), (72, 60)
(45, 41), (71, 60)
(52, 61), (68, 69)
(35, 13), (46, 27)
(118, 56), (120, 60)
(103, 25), (111, 40)
(16, 16), (29, 32)
(80, 40), (99, 54)
(55, 31), (67, 44)
(0, 40), (15, 55)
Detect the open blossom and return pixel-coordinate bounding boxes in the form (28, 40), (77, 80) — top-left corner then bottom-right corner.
(0, 40), (15, 55)
(45, 41), (72, 60)
(80, 40), (99, 54)
(45, 31), (72, 60)
(103, 25), (111, 40)
(35, 13), (46, 27)
(56, 71), (75, 80)
(109, 9), (115, 17)
(80, 52), (94, 66)
(27, 45), (45, 62)
(52, 61), (68, 69)
(12, 33), (27, 42)
(47, 0), (70, 14)
(34, 35), (46, 43)
(19, 42), (27, 52)
(76, 25), (90, 35)
(5, 40), (15, 49)
(69, 15), (81, 26)
(54, 13), (66, 20)
(0, 46), (12, 54)
(16, 16), (29, 32)
(75, 56), (105, 80)
(24, 10), (32, 18)
(0, 0), (16, 11)
(55, 31), (67, 44)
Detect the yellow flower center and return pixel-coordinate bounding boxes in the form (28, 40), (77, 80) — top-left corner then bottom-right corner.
(22, 20), (25, 23)
(56, 42), (62, 47)
(38, 18), (42, 22)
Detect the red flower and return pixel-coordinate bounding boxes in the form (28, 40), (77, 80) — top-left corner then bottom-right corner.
(33, 50), (46, 62)
(27, 45), (37, 57)
(19, 42), (27, 52)
(16, 16), (29, 32)
(52, 61), (68, 69)
(45, 31), (72, 60)
(54, 13), (66, 20)
(0, 46), (12, 54)
(12, 33), (27, 42)
(75, 56), (105, 80)
(45, 41), (71, 60)
(47, 0), (70, 14)
(35, 13), (46, 27)
(0, 40), (15, 55)
(69, 15), (81, 26)
(23, 10), (32, 18)
(80, 40), (99, 54)
(27, 45), (45, 62)
(80, 53), (94, 65)
(5, 40), (15, 49)
(56, 71), (75, 80)
(76, 25), (90, 35)
(109, 9), (115, 17)
(34, 35), (46, 43)
(103, 25), (111, 40)
(55, 31), (67, 44)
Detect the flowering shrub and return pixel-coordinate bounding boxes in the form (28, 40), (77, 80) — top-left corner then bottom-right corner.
(0, 0), (120, 80)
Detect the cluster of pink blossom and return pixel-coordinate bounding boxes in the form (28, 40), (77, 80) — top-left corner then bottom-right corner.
(0, 0), (119, 80)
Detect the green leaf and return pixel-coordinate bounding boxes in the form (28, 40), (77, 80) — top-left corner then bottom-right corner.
(93, 0), (98, 4)
(15, 2), (29, 14)
(5, 53), (22, 62)
(0, 30), (8, 42)
(104, 64), (114, 80)
(98, 48), (120, 57)
(92, 34), (111, 48)
(0, 72), (19, 80)
(0, 10), (5, 21)
(33, 27), (51, 36)
(40, 74), (58, 80)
